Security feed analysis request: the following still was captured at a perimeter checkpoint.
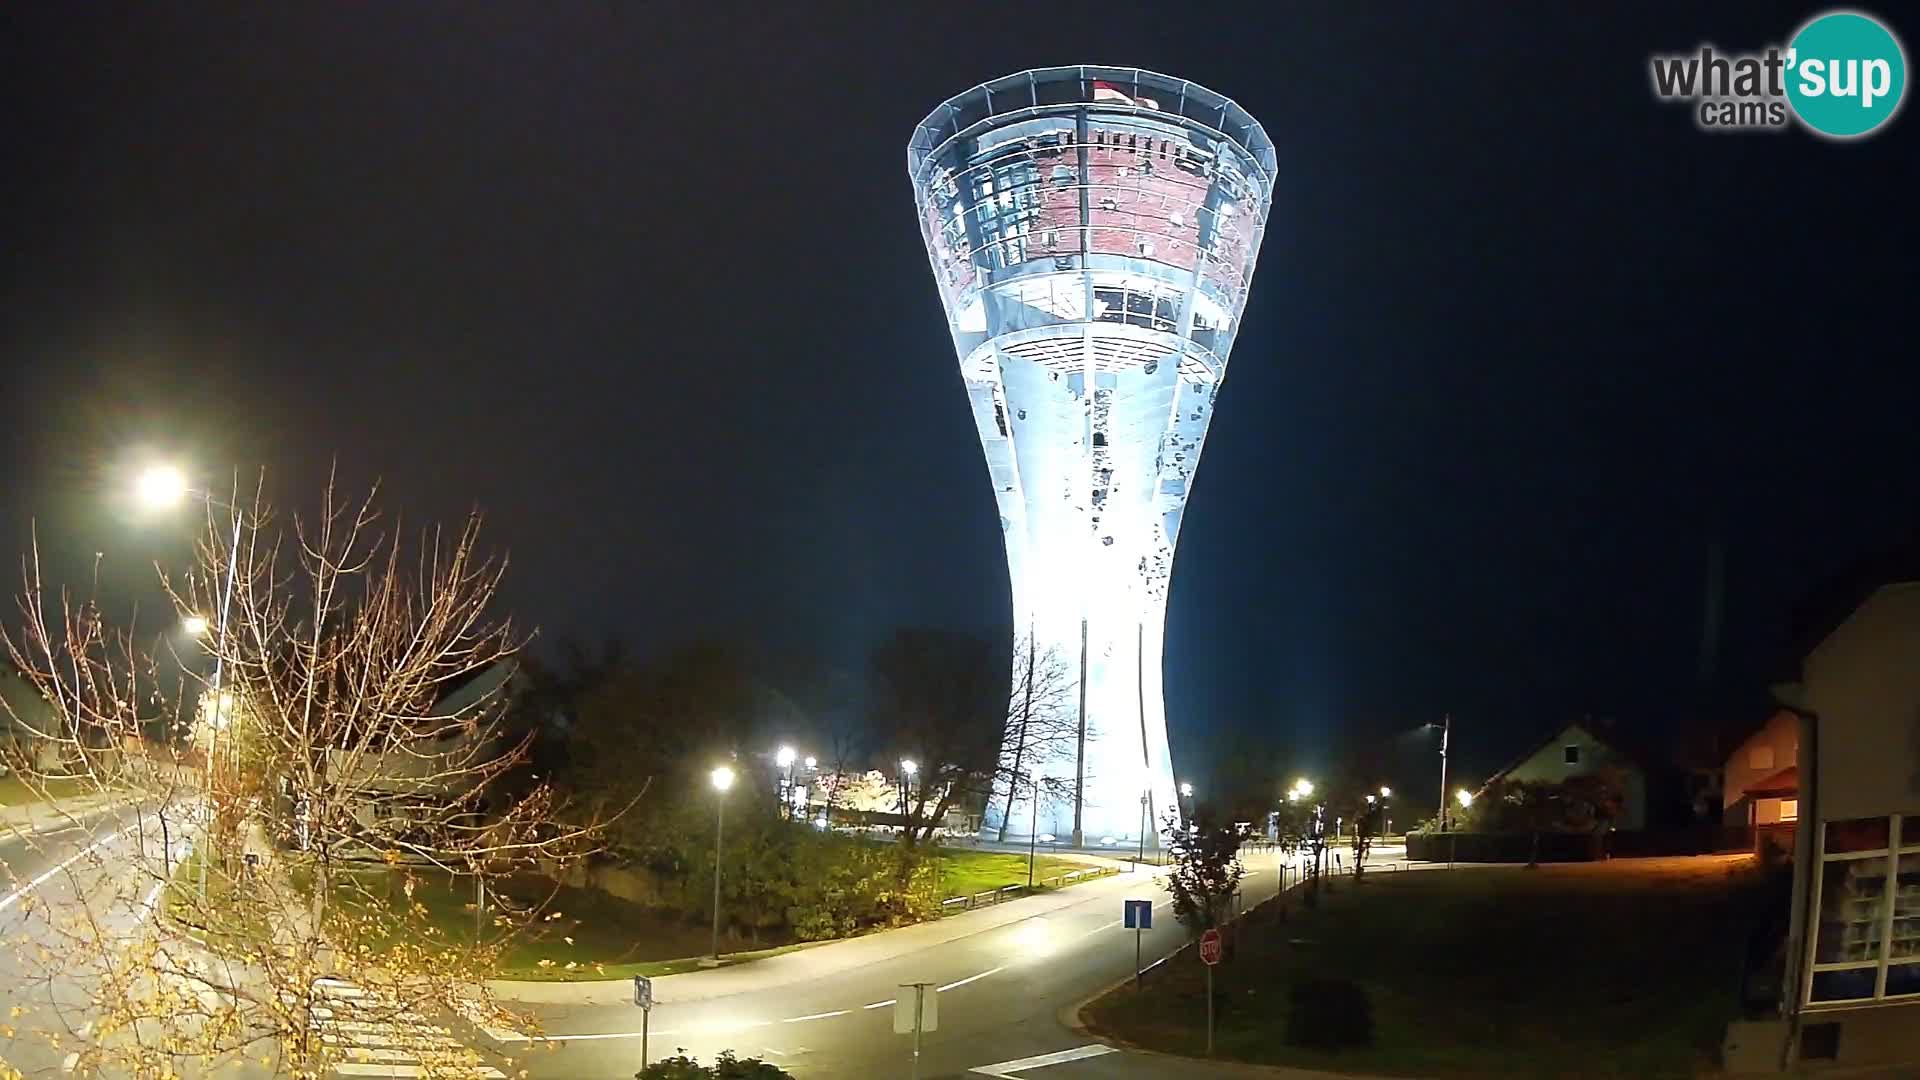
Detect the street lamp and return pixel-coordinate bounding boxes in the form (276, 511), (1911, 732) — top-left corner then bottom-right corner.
(1292, 778), (1314, 798)
(707, 765), (735, 964)
(1430, 714), (1453, 830)
(899, 759), (918, 836)
(136, 462), (245, 903)
(1456, 787), (1474, 810)
(1379, 786), (1393, 833)
(1027, 768), (1043, 889)
(181, 614), (209, 638)
(776, 745), (797, 820)
(135, 464), (189, 510)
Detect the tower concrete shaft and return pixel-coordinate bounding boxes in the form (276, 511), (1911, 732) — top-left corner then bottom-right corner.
(909, 67), (1274, 846)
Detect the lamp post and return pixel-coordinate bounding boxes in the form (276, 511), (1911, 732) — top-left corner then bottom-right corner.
(1027, 768), (1042, 889)
(1379, 786), (1392, 834)
(1178, 781), (1194, 824)
(776, 745), (797, 821)
(1434, 714), (1452, 831)
(707, 765), (734, 964)
(138, 464), (244, 903)
(898, 758), (918, 837)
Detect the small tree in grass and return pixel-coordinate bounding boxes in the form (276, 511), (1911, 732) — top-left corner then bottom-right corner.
(1160, 808), (1245, 934)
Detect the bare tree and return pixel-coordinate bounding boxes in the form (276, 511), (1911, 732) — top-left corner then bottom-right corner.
(0, 478), (605, 1078)
(993, 634), (1076, 841)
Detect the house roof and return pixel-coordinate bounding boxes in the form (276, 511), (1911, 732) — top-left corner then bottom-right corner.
(1748, 766), (1799, 799)
(1789, 533), (1920, 663)
(1483, 719), (1659, 789)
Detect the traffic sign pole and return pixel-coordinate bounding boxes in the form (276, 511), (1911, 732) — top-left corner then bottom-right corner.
(633, 975), (654, 1070)
(1198, 926), (1222, 1054)
(1123, 899), (1153, 990)
(1205, 962), (1215, 1055)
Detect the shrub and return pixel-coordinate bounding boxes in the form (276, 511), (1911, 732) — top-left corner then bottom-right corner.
(637, 1051), (793, 1078)
(1284, 977), (1372, 1050)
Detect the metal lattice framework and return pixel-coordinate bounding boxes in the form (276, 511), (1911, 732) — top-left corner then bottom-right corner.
(908, 67), (1275, 845)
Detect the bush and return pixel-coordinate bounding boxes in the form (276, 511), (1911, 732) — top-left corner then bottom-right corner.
(637, 1051), (793, 1078)
(1284, 977), (1372, 1050)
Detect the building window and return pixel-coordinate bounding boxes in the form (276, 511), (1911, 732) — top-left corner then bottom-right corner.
(1564, 745), (1581, 765)
(1751, 745), (1776, 771)
(1781, 799), (1799, 822)
(1808, 815), (1920, 1005)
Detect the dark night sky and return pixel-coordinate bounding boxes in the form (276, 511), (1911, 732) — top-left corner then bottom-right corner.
(2, 3), (1915, 792)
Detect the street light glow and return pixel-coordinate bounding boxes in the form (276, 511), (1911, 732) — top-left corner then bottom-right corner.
(1379, 786), (1392, 798)
(181, 614), (209, 637)
(776, 745), (796, 768)
(136, 464), (189, 510)
(803, 756), (817, 769)
(710, 766), (736, 792)
(900, 758), (918, 777)
(1456, 787), (1474, 808)
(1292, 778), (1313, 797)
(1179, 782), (1194, 798)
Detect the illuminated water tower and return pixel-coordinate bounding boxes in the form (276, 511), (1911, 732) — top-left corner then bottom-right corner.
(907, 68), (1275, 846)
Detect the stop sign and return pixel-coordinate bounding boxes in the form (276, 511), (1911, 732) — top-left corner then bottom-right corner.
(1199, 927), (1222, 966)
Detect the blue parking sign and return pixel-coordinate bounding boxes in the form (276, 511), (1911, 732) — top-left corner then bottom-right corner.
(1123, 898), (1152, 930)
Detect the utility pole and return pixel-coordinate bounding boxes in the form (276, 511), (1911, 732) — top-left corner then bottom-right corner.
(1073, 617), (1088, 848)
(1437, 713), (1452, 831)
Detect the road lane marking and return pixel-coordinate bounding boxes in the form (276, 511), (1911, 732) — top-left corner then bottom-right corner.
(781, 1010), (848, 1022)
(862, 998), (895, 1009)
(970, 1043), (1118, 1076)
(937, 965), (1005, 992)
(493, 1028), (681, 1043)
(0, 825), (130, 912)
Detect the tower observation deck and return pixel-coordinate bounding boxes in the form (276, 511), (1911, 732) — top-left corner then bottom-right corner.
(908, 67), (1275, 846)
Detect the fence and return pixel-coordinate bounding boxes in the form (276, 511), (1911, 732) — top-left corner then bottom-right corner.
(935, 864), (1121, 915)
(1406, 826), (1756, 864)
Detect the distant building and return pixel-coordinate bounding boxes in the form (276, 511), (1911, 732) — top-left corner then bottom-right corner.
(1722, 707), (1799, 855)
(1482, 720), (1651, 830)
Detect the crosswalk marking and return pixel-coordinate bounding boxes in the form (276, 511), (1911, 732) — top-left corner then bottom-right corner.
(310, 978), (505, 1079)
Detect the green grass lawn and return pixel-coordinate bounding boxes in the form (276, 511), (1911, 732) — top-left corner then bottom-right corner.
(0, 774), (98, 806)
(1084, 856), (1781, 1079)
(345, 870), (823, 980)
(936, 848), (1104, 898)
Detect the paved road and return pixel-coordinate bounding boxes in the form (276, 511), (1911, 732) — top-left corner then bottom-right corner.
(0, 821), (1402, 1079)
(500, 845), (1408, 1079)
(0, 800), (172, 1077)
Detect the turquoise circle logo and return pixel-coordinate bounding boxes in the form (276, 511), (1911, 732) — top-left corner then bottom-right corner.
(1787, 10), (1907, 138)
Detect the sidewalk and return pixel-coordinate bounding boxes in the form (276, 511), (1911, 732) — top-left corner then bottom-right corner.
(487, 858), (1159, 1006)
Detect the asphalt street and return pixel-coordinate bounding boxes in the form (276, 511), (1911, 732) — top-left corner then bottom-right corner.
(501, 844), (1406, 1080)
(0, 818), (1404, 1080)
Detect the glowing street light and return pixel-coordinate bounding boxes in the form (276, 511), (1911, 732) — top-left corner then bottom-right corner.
(1456, 787), (1474, 809)
(1379, 786), (1392, 798)
(804, 756), (817, 769)
(181, 614), (209, 638)
(1179, 782), (1194, 798)
(1292, 778), (1314, 798)
(898, 758), (919, 833)
(135, 464), (189, 510)
(776, 746), (796, 769)
(707, 765), (735, 965)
